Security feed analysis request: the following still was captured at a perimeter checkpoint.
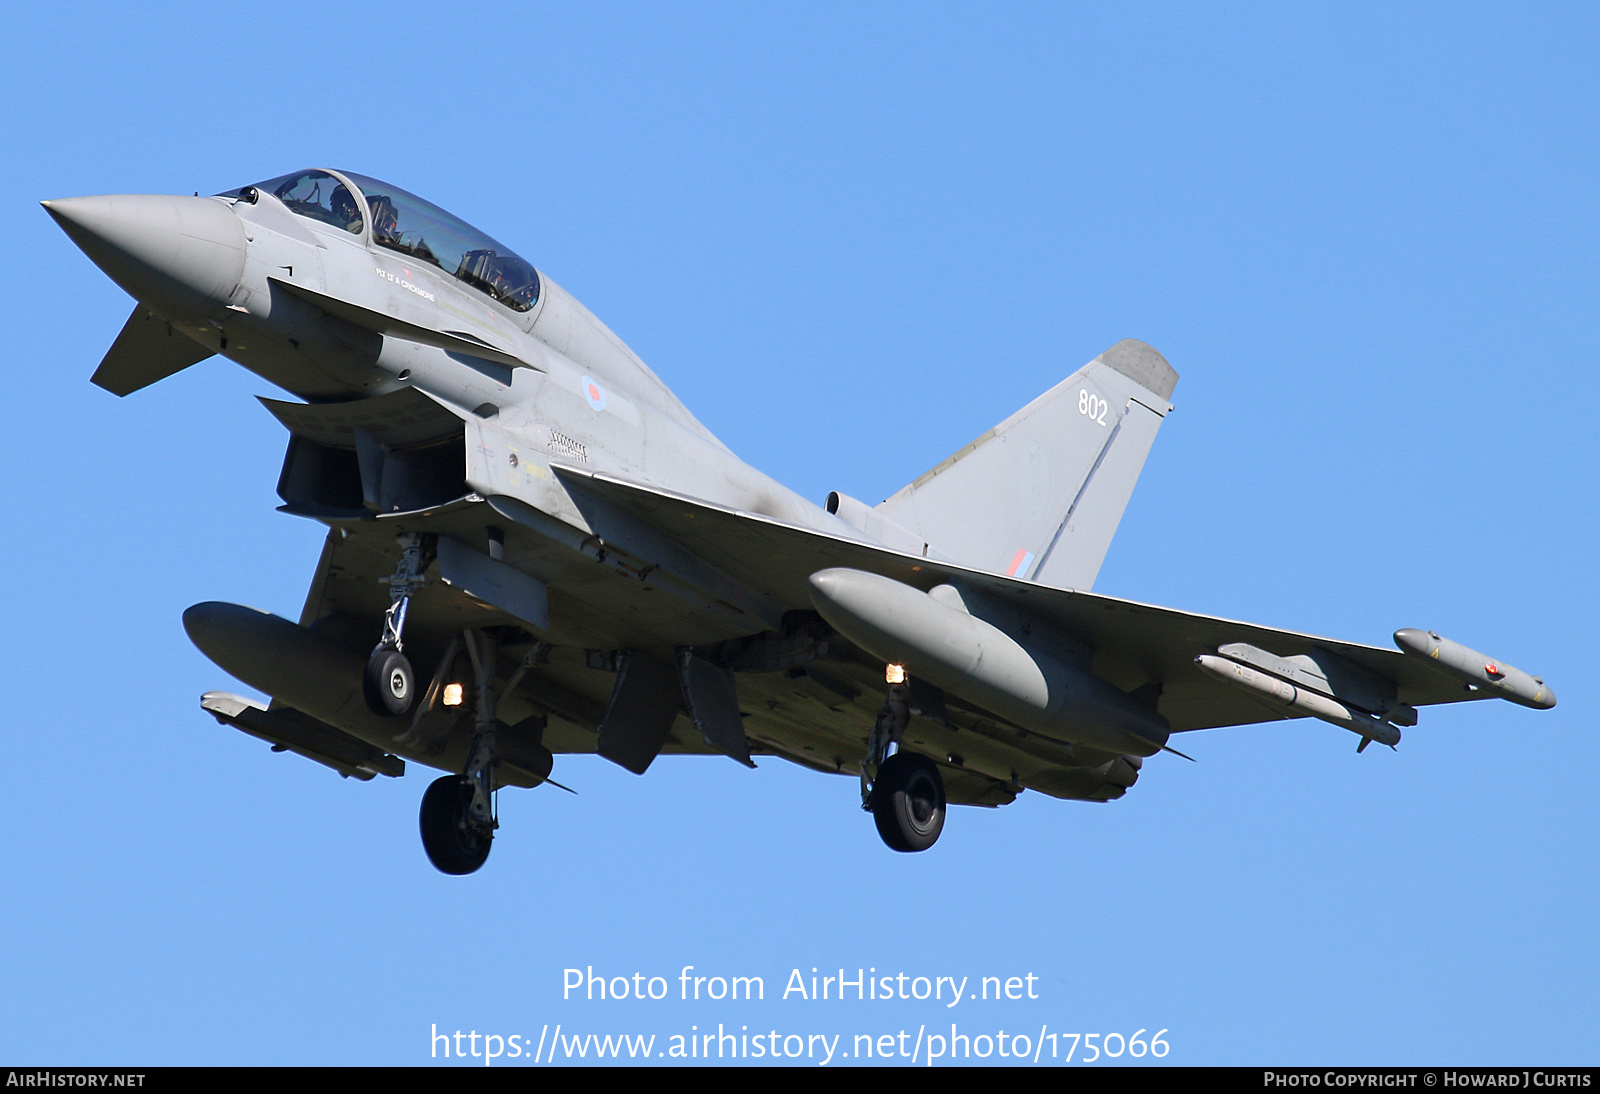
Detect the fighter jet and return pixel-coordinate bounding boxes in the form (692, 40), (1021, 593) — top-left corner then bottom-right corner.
(43, 169), (1557, 874)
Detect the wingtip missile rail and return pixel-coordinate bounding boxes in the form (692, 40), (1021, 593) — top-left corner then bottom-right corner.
(1393, 629), (1556, 710)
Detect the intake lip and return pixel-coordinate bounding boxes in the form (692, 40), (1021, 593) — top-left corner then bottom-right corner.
(43, 194), (247, 317)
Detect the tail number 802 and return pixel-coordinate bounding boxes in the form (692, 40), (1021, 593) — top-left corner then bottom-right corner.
(1078, 388), (1110, 426)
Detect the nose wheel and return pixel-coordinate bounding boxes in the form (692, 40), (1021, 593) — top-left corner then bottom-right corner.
(419, 775), (492, 875)
(364, 533), (428, 717)
(870, 751), (946, 852)
(364, 648), (415, 716)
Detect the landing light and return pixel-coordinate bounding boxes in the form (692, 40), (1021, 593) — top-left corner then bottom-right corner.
(885, 663), (905, 684)
(442, 682), (465, 706)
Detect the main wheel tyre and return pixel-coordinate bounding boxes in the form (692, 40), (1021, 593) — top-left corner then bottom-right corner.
(419, 776), (492, 875)
(870, 751), (946, 852)
(364, 648), (415, 716)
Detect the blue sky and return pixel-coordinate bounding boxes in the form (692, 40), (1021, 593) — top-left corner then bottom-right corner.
(1, 2), (1594, 1066)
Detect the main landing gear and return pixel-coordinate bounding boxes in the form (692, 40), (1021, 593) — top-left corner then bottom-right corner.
(871, 752), (946, 852)
(417, 628), (504, 875)
(862, 669), (946, 853)
(420, 775), (492, 875)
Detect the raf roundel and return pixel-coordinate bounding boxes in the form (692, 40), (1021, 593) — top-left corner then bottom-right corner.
(581, 375), (607, 412)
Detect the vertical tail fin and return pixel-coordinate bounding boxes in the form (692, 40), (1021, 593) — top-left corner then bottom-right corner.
(877, 339), (1178, 590)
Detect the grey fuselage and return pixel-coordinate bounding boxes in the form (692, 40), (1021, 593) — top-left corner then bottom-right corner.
(48, 169), (1555, 825)
(85, 171), (858, 543)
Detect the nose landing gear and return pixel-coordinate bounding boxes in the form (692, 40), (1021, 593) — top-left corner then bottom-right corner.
(365, 647), (415, 716)
(364, 533), (427, 717)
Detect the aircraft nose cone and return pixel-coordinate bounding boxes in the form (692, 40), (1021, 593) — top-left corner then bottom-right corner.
(43, 194), (247, 317)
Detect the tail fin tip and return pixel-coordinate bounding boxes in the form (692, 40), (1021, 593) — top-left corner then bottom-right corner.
(1097, 339), (1178, 402)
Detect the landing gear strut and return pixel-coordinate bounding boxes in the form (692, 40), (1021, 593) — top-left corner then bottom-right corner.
(419, 628), (503, 875)
(364, 533), (426, 716)
(862, 670), (946, 853)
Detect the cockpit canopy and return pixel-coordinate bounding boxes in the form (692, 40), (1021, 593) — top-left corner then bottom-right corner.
(236, 169), (541, 313)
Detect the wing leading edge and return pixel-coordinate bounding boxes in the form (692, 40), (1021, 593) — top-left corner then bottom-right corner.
(545, 467), (1503, 735)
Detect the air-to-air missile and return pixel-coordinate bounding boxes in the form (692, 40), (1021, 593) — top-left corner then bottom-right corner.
(1193, 627), (1554, 752)
(1193, 651), (1408, 749)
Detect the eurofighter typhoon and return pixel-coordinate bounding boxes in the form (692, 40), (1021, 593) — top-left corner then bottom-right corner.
(44, 170), (1557, 874)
